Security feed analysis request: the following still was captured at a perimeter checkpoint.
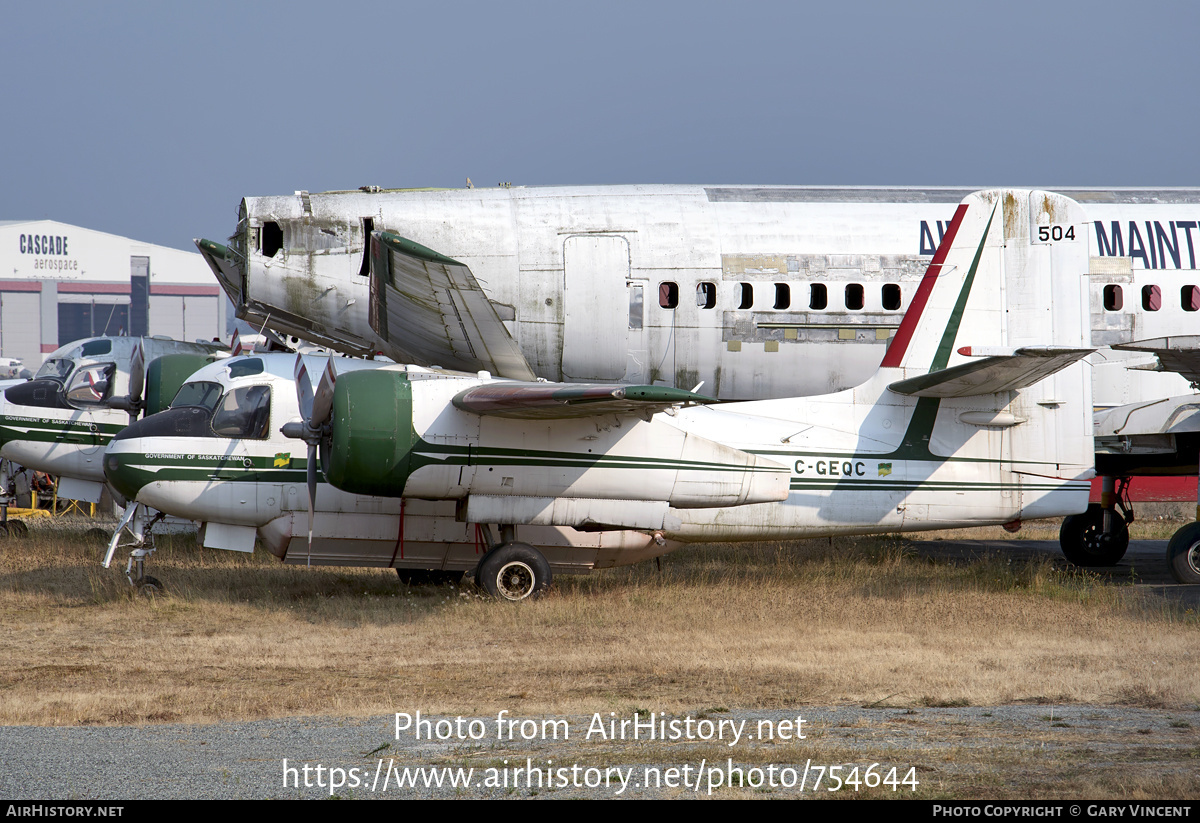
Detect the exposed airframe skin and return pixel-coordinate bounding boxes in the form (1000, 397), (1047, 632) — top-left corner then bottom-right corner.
(201, 185), (1200, 406)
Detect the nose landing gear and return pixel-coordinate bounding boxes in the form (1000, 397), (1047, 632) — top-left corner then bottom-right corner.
(103, 502), (167, 595)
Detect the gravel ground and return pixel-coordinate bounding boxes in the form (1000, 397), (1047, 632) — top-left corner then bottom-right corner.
(2, 706), (1197, 799)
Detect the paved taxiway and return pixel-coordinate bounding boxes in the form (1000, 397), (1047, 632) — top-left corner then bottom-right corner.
(906, 538), (1200, 609)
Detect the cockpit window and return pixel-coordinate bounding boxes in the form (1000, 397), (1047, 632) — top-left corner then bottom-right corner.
(35, 358), (74, 382)
(211, 385), (272, 439)
(171, 381), (224, 411)
(228, 358), (265, 378)
(80, 340), (113, 357)
(64, 363), (116, 407)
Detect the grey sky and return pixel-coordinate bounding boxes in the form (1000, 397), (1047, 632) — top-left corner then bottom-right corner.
(2, 1), (1197, 252)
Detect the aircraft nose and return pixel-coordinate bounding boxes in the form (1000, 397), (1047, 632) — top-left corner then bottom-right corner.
(103, 414), (168, 503)
(195, 237), (243, 307)
(103, 441), (145, 503)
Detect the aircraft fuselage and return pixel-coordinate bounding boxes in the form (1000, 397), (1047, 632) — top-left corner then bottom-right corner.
(216, 185), (1200, 405)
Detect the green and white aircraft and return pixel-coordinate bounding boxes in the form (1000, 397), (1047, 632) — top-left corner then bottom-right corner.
(0, 336), (224, 516)
(108, 190), (1095, 599)
(102, 355), (684, 593)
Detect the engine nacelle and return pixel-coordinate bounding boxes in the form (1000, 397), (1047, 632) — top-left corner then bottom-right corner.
(323, 369), (791, 515)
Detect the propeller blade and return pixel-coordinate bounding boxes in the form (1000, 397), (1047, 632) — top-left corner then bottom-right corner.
(128, 339), (145, 407)
(294, 355), (314, 425)
(318, 437), (331, 483)
(306, 442), (317, 567)
(309, 359), (337, 428)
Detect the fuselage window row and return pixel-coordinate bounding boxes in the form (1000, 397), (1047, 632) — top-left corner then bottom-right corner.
(1101, 283), (1200, 313)
(656, 281), (906, 312)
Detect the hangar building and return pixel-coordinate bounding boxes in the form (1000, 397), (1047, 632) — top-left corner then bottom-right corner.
(0, 220), (225, 369)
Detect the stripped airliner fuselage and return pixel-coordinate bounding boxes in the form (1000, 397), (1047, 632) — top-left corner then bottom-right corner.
(202, 185), (1200, 408)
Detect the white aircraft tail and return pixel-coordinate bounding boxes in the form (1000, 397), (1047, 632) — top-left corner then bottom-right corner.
(863, 189), (1095, 499)
(877, 190), (1090, 378)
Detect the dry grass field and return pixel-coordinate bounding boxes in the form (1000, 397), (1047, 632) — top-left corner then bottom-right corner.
(1, 518), (1196, 731)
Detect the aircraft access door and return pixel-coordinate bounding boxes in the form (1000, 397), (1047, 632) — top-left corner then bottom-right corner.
(562, 235), (629, 381)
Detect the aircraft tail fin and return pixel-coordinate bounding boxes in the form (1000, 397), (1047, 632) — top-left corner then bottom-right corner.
(877, 189), (1091, 384)
(863, 189), (1094, 489)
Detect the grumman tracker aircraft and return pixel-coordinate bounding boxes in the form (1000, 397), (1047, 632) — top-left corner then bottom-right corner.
(198, 183), (1200, 579)
(0, 336), (224, 511)
(111, 189), (1096, 598)
(101, 355), (683, 593)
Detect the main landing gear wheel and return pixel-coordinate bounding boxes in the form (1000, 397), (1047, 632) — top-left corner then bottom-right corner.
(135, 575), (163, 597)
(1166, 522), (1200, 584)
(1059, 503), (1129, 567)
(476, 542), (551, 601)
(395, 569), (465, 586)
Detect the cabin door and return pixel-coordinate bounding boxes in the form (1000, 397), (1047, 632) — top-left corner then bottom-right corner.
(562, 235), (630, 380)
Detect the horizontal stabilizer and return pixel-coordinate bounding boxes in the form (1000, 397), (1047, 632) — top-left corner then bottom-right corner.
(1113, 336), (1200, 384)
(453, 382), (716, 419)
(370, 231), (537, 381)
(888, 347), (1092, 398)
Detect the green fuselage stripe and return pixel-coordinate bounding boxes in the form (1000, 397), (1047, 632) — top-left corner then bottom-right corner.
(0, 416), (123, 445)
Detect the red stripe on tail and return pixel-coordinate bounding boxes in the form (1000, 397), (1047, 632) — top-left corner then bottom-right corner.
(880, 203), (969, 368)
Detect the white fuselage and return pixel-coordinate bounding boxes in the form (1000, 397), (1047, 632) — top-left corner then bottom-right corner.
(104, 355), (671, 574)
(107, 356), (1090, 569)
(230, 185), (1200, 405)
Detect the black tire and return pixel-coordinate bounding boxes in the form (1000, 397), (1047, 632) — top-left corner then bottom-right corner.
(1059, 503), (1129, 566)
(7, 520), (28, 537)
(136, 575), (164, 597)
(1166, 522), (1200, 585)
(396, 569), (464, 586)
(477, 542), (551, 601)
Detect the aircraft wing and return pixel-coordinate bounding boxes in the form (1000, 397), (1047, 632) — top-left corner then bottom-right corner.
(452, 383), (716, 419)
(887, 347), (1092, 398)
(370, 231), (537, 381)
(1113, 336), (1200, 385)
